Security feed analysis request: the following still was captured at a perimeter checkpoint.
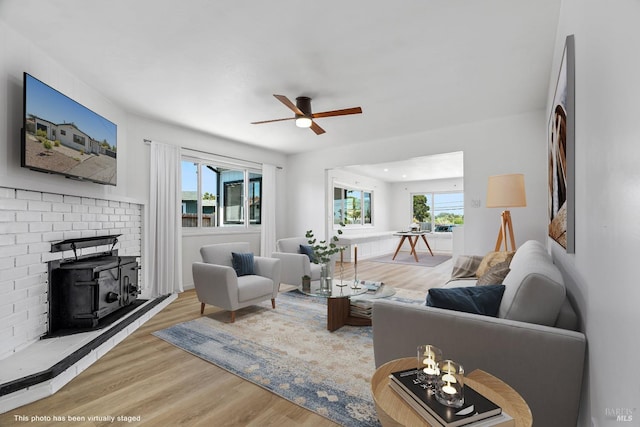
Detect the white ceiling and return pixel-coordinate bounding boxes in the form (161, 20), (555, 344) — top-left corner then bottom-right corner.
(342, 151), (464, 182)
(1, 0), (560, 160)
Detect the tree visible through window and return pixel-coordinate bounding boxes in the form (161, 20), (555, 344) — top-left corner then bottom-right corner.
(411, 192), (463, 231)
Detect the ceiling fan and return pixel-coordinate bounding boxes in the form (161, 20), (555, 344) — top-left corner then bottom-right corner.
(251, 94), (362, 135)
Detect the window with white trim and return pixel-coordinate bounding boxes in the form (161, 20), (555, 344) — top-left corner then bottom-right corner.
(333, 185), (373, 226)
(411, 192), (464, 231)
(181, 157), (262, 229)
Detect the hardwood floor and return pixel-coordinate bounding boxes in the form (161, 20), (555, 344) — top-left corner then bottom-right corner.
(0, 255), (452, 427)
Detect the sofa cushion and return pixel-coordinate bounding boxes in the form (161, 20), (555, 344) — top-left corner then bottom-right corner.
(476, 251), (515, 277)
(231, 252), (255, 276)
(499, 240), (566, 326)
(451, 255), (484, 280)
(426, 285), (506, 317)
(299, 244), (316, 262)
(476, 260), (510, 286)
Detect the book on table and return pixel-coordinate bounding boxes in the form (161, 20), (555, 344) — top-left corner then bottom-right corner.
(359, 280), (384, 294)
(388, 368), (503, 427)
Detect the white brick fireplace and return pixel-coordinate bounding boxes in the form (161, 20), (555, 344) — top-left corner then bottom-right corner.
(0, 186), (143, 359)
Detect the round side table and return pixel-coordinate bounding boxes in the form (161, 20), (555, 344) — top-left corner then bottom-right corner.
(370, 357), (532, 427)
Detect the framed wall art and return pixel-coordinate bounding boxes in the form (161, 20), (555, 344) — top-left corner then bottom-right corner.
(548, 34), (575, 253)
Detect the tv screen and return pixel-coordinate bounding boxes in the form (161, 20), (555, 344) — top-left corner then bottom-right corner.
(22, 72), (117, 186)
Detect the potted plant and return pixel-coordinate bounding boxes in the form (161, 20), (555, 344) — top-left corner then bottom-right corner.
(302, 275), (311, 292)
(305, 227), (345, 292)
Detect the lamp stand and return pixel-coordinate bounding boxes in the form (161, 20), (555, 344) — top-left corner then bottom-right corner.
(494, 210), (516, 252)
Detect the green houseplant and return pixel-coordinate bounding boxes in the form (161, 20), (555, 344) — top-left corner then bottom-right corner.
(305, 227), (345, 291)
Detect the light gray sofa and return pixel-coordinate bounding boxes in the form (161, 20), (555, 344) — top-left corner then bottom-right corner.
(372, 240), (586, 427)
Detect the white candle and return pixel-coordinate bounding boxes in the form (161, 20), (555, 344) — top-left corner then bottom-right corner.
(442, 373), (457, 383)
(442, 384), (457, 395)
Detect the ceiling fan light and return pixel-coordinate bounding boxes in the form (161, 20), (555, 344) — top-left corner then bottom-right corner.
(295, 116), (312, 128)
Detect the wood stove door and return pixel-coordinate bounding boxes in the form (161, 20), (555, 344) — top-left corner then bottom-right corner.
(119, 260), (139, 306)
(96, 267), (122, 318)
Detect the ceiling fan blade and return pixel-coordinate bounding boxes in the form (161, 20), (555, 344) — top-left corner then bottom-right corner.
(274, 94), (304, 115)
(251, 117), (296, 125)
(310, 121), (326, 135)
(312, 107), (362, 119)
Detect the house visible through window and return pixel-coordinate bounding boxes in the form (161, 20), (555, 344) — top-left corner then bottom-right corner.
(181, 158), (262, 229)
(411, 192), (464, 231)
(333, 185), (373, 226)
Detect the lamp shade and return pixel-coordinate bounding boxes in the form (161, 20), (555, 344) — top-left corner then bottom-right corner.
(486, 174), (527, 208)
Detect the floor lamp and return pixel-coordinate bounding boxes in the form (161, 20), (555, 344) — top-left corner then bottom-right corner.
(486, 174), (527, 252)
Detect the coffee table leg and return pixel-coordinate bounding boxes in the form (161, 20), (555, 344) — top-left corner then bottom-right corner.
(327, 297), (350, 332)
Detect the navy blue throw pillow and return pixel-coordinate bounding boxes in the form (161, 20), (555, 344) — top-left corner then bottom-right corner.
(426, 285), (506, 317)
(299, 245), (316, 262)
(231, 252), (255, 276)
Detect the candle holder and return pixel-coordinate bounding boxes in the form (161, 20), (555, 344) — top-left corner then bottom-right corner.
(417, 345), (443, 390)
(435, 359), (465, 408)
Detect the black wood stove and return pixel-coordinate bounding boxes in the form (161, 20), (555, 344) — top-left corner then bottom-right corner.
(48, 235), (140, 336)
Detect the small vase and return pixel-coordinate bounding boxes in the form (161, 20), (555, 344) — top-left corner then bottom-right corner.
(320, 263), (332, 294)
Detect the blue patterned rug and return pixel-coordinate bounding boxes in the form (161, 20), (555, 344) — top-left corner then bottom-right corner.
(153, 289), (424, 427)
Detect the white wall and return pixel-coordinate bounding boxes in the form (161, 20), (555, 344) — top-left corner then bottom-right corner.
(551, 1), (640, 425)
(286, 111), (548, 256)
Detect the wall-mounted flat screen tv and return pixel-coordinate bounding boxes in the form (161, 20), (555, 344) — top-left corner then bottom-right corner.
(22, 72), (117, 186)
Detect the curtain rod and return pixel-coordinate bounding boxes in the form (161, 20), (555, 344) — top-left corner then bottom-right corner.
(143, 139), (282, 169)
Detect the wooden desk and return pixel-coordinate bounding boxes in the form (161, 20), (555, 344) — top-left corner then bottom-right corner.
(393, 232), (434, 261)
(371, 358), (532, 427)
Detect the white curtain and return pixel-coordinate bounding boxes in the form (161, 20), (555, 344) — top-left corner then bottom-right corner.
(260, 163), (277, 257)
(148, 141), (183, 296)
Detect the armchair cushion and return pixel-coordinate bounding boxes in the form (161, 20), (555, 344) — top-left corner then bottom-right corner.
(231, 252), (255, 276)
(426, 285), (506, 317)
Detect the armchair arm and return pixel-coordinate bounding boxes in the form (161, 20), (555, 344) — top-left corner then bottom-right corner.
(271, 252), (311, 286)
(372, 300), (586, 427)
(254, 256), (281, 296)
(192, 262), (239, 310)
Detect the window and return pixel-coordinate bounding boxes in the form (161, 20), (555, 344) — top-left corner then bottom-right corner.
(73, 134), (85, 144)
(333, 185), (373, 226)
(181, 158), (262, 229)
(411, 192), (464, 231)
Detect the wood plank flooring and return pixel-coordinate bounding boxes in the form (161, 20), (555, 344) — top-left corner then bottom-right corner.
(0, 255), (452, 427)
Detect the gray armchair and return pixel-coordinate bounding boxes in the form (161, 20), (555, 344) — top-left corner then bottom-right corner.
(193, 242), (281, 322)
(272, 237), (335, 286)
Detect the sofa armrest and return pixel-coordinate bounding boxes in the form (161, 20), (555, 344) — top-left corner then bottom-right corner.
(272, 252), (311, 286)
(254, 256), (281, 296)
(372, 300), (585, 427)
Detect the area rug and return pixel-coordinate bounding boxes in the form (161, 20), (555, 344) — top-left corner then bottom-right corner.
(368, 252), (451, 267)
(153, 289), (425, 427)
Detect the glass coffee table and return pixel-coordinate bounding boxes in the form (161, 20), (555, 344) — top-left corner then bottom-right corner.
(300, 280), (369, 332)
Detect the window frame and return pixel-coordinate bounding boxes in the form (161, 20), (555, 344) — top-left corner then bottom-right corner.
(410, 191), (464, 232)
(333, 183), (373, 228)
(181, 153), (262, 232)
